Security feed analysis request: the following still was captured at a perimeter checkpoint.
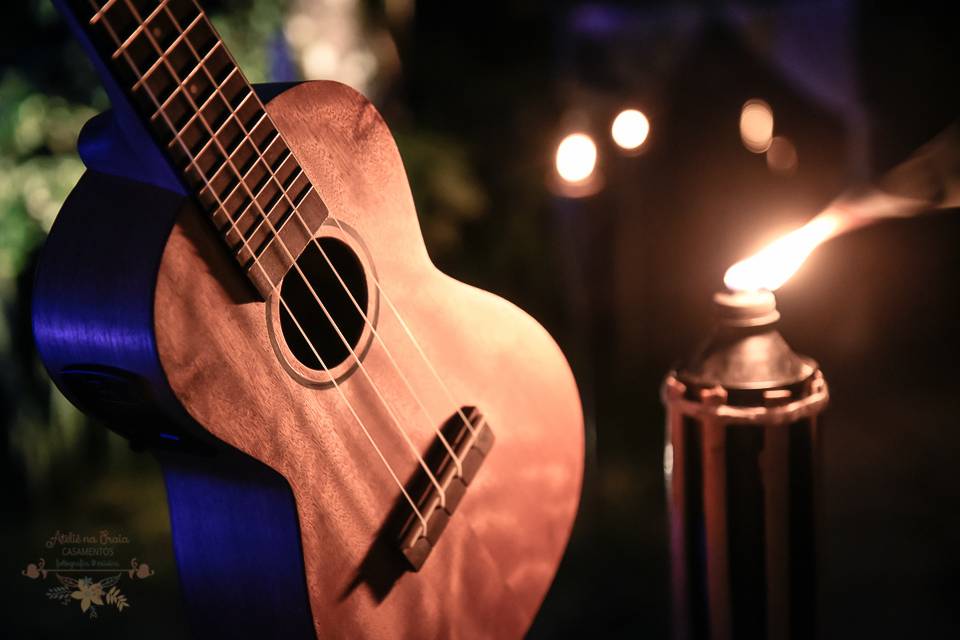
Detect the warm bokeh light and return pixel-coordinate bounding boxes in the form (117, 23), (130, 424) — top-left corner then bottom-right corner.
(740, 99), (774, 153)
(724, 213), (840, 292)
(611, 109), (650, 150)
(556, 132), (598, 184)
(766, 136), (798, 174)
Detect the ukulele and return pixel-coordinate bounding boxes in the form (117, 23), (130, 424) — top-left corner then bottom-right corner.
(33, 1), (584, 637)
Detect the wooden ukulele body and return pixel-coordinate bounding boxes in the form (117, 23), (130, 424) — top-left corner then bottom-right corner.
(33, 80), (583, 638)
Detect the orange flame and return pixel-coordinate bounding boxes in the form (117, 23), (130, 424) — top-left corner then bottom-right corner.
(724, 122), (960, 292)
(724, 213), (841, 292)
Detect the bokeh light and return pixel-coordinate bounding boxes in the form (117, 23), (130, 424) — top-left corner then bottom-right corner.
(556, 132), (598, 184)
(611, 109), (650, 150)
(766, 136), (799, 174)
(740, 99), (774, 153)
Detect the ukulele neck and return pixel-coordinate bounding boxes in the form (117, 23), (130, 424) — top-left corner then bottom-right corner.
(59, 0), (326, 297)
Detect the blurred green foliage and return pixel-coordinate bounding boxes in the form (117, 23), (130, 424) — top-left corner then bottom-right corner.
(210, 0), (290, 83)
(393, 129), (488, 257)
(0, 73), (94, 288)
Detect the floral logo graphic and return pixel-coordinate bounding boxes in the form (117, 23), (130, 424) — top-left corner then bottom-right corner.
(21, 529), (154, 620)
(47, 574), (124, 618)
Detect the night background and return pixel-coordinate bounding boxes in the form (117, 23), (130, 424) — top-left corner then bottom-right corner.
(2, 0), (960, 637)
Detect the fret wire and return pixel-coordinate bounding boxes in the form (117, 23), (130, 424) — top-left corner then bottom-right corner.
(94, 1), (305, 288)
(164, 15), (317, 255)
(94, 0), (309, 272)
(131, 11), (204, 91)
(146, 5), (293, 263)
(146, 38), (223, 121)
(150, 26), (236, 148)
(172, 32), (296, 241)
(289, 171), (312, 204)
(246, 193), (289, 248)
(186, 76), (260, 186)
(118, 4), (265, 247)
(101, 0), (274, 283)
(111, 0), (170, 60)
(214, 112), (315, 256)
(199, 89), (271, 172)
(90, 0), (120, 23)
(224, 160), (277, 237)
(155, 63), (239, 164)
(205, 98), (310, 249)
(215, 136), (261, 187)
(198, 86), (264, 185)
(234, 148), (281, 209)
(250, 179), (318, 256)
(206, 146), (271, 229)
(273, 151), (301, 192)
(198, 79), (289, 199)
(162, 114), (265, 264)
(241, 186), (314, 260)
(214, 129), (281, 208)
(227, 146), (296, 245)
(238, 156), (311, 250)
(270, 160), (304, 207)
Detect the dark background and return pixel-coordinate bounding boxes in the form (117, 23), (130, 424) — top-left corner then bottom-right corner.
(2, 1), (959, 637)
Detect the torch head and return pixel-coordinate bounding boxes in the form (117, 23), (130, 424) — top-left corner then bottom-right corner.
(676, 290), (819, 406)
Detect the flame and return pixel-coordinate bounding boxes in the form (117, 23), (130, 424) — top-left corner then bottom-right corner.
(723, 121), (960, 292)
(724, 213), (840, 292)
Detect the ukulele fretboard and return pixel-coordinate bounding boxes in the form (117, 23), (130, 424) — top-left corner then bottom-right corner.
(65, 0), (327, 297)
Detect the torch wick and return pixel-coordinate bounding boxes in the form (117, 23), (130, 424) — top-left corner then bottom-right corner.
(713, 289), (780, 328)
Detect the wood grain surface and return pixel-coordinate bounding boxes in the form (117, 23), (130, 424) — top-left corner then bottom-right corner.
(153, 80), (584, 639)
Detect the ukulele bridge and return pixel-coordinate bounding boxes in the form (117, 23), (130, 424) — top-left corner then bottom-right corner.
(398, 407), (494, 571)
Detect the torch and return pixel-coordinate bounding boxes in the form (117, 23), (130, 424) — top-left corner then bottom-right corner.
(663, 121), (960, 640)
(662, 289), (827, 640)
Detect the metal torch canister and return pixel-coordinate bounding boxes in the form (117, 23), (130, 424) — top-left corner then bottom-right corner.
(662, 290), (829, 640)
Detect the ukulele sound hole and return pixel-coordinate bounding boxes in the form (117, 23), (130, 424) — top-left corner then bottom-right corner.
(279, 237), (369, 371)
